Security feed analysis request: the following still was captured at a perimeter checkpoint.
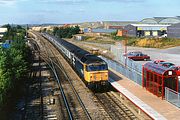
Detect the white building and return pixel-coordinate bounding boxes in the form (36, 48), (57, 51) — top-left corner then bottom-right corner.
(0, 28), (8, 39)
(124, 24), (170, 37)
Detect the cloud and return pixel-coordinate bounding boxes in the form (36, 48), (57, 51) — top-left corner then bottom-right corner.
(39, 0), (89, 5)
(96, 0), (145, 3)
(0, 0), (16, 4)
(0, 0), (26, 5)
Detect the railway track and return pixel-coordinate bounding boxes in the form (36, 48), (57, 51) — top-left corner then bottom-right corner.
(50, 53), (92, 120)
(95, 92), (138, 120)
(24, 52), (44, 120)
(29, 31), (141, 120)
(30, 33), (92, 120)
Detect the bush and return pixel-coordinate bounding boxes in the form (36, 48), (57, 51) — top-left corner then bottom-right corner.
(0, 25), (32, 108)
(51, 26), (80, 38)
(134, 38), (180, 48)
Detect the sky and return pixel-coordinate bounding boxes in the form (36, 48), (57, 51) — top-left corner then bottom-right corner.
(0, 0), (180, 25)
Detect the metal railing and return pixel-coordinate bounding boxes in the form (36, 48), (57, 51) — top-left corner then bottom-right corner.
(165, 87), (180, 108)
(101, 56), (143, 86)
(109, 45), (180, 108)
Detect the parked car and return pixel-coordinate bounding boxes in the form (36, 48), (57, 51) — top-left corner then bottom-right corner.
(124, 51), (150, 61)
(153, 60), (165, 64)
(158, 62), (175, 68)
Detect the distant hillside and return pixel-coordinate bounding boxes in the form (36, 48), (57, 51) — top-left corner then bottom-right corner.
(77, 21), (139, 28)
(28, 21), (139, 29)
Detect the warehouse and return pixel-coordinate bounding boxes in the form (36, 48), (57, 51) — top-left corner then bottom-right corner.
(124, 24), (170, 37)
(141, 16), (180, 24)
(167, 23), (180, 38)
(0, 28), (8, 40)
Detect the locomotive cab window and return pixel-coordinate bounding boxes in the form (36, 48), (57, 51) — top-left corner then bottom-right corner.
(86, 64), (108, 71)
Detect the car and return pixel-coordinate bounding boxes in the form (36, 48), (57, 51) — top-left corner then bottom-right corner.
(153, 60), (165, 64)
(124, 51), (150, 61)
(158, 62), (175, 68)
(169, 66), (180, 76)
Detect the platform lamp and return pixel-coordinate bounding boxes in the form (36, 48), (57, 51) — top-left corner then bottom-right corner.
(123, 30), (128, 67)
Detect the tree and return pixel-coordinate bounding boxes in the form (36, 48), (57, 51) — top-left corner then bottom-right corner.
(1, 24), (11, 31)
(51, 26), (80, 38)
(74, 26), (80, 34)
(0, 25), (32, 108)
(16, 25), (22, 29)
(53, 27), (59, 36)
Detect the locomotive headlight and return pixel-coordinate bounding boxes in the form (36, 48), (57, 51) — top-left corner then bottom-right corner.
(168, 71), (172, 76)
(105, 73), (108, 77)
(90, 74), (93, 78)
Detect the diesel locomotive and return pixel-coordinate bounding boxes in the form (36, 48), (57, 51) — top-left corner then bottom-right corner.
(42, 33), (109, 87)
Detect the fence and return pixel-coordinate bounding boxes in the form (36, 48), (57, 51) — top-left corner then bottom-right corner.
(109, 45), (180, 108)
(101, 45), (143, 86)
(165, 87), (180, 108)
(101, 56), (143, 86)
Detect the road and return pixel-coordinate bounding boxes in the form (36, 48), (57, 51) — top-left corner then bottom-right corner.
(66, 39), (180, 65)
(123, 45), (180, 65)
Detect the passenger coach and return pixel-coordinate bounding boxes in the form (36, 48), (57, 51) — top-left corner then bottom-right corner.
(42, 33), (109, 87)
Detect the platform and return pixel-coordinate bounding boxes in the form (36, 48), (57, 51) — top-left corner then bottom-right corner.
(109, 69), (180, 120)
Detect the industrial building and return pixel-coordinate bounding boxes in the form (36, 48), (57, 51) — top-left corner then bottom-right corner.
(103, 21), (139, 29)
(73, 34), (86, 41)
(167, 23), (180, 38)
(141, 16), (180, 24)
(124, 24), (170, 37)
(0, 28), (8, 40)
(84, 28), (117, 33)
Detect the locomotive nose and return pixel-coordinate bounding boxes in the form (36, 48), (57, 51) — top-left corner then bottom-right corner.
(90, 72), (108, 81)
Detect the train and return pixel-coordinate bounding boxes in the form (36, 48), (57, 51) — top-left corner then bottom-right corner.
(41, 33), (109, 88)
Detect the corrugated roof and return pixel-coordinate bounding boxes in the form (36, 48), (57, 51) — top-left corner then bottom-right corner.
(141, 17), (180, 24)
(92, 28), (117, 33)
(84, 28), (117, 33)
(131, 24), (170, 27)
(103, 21), (139, 26)
(144, 62), (171, 75)
(153, 17), (169, 22)
(168, 23), (180, 27)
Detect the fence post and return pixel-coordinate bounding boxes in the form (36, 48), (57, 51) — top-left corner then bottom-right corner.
(178, 92), (180, 105)
(165, 87), (166, 100)
(167, 87), (169, 101)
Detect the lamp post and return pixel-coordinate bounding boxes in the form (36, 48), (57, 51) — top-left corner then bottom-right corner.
(123, 30), (128, 67)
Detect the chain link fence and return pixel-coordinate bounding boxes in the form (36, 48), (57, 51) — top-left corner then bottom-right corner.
(101, 56), (143, 86)
(101, 45), (144, 86)
(107, 45), (180, 108)
(165, 87), (180, 108)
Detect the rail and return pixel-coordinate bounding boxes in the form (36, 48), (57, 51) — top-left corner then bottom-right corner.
(52, 60), (92, 120)
(29, 39), (73, 120)
(29, 33), (91, 120)
(46, 39), (92, 120)
(95, 92), (138, 120)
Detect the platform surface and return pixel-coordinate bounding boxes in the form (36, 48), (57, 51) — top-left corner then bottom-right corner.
(109, 69), (180, 120)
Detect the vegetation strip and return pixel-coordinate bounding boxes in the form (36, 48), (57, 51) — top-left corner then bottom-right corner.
(0, 25), (32, 119)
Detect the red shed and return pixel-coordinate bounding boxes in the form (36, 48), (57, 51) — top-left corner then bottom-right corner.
(143, 62), (178, 99)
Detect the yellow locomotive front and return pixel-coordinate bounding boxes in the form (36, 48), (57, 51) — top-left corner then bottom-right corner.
(84, 63), (109, 84)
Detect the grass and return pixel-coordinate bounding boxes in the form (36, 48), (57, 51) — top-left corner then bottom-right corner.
(74, 33), (180, 49)
(83, 36), (115, 44)
(112, 35), (180, 48)
(131, 37), (180, 48)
